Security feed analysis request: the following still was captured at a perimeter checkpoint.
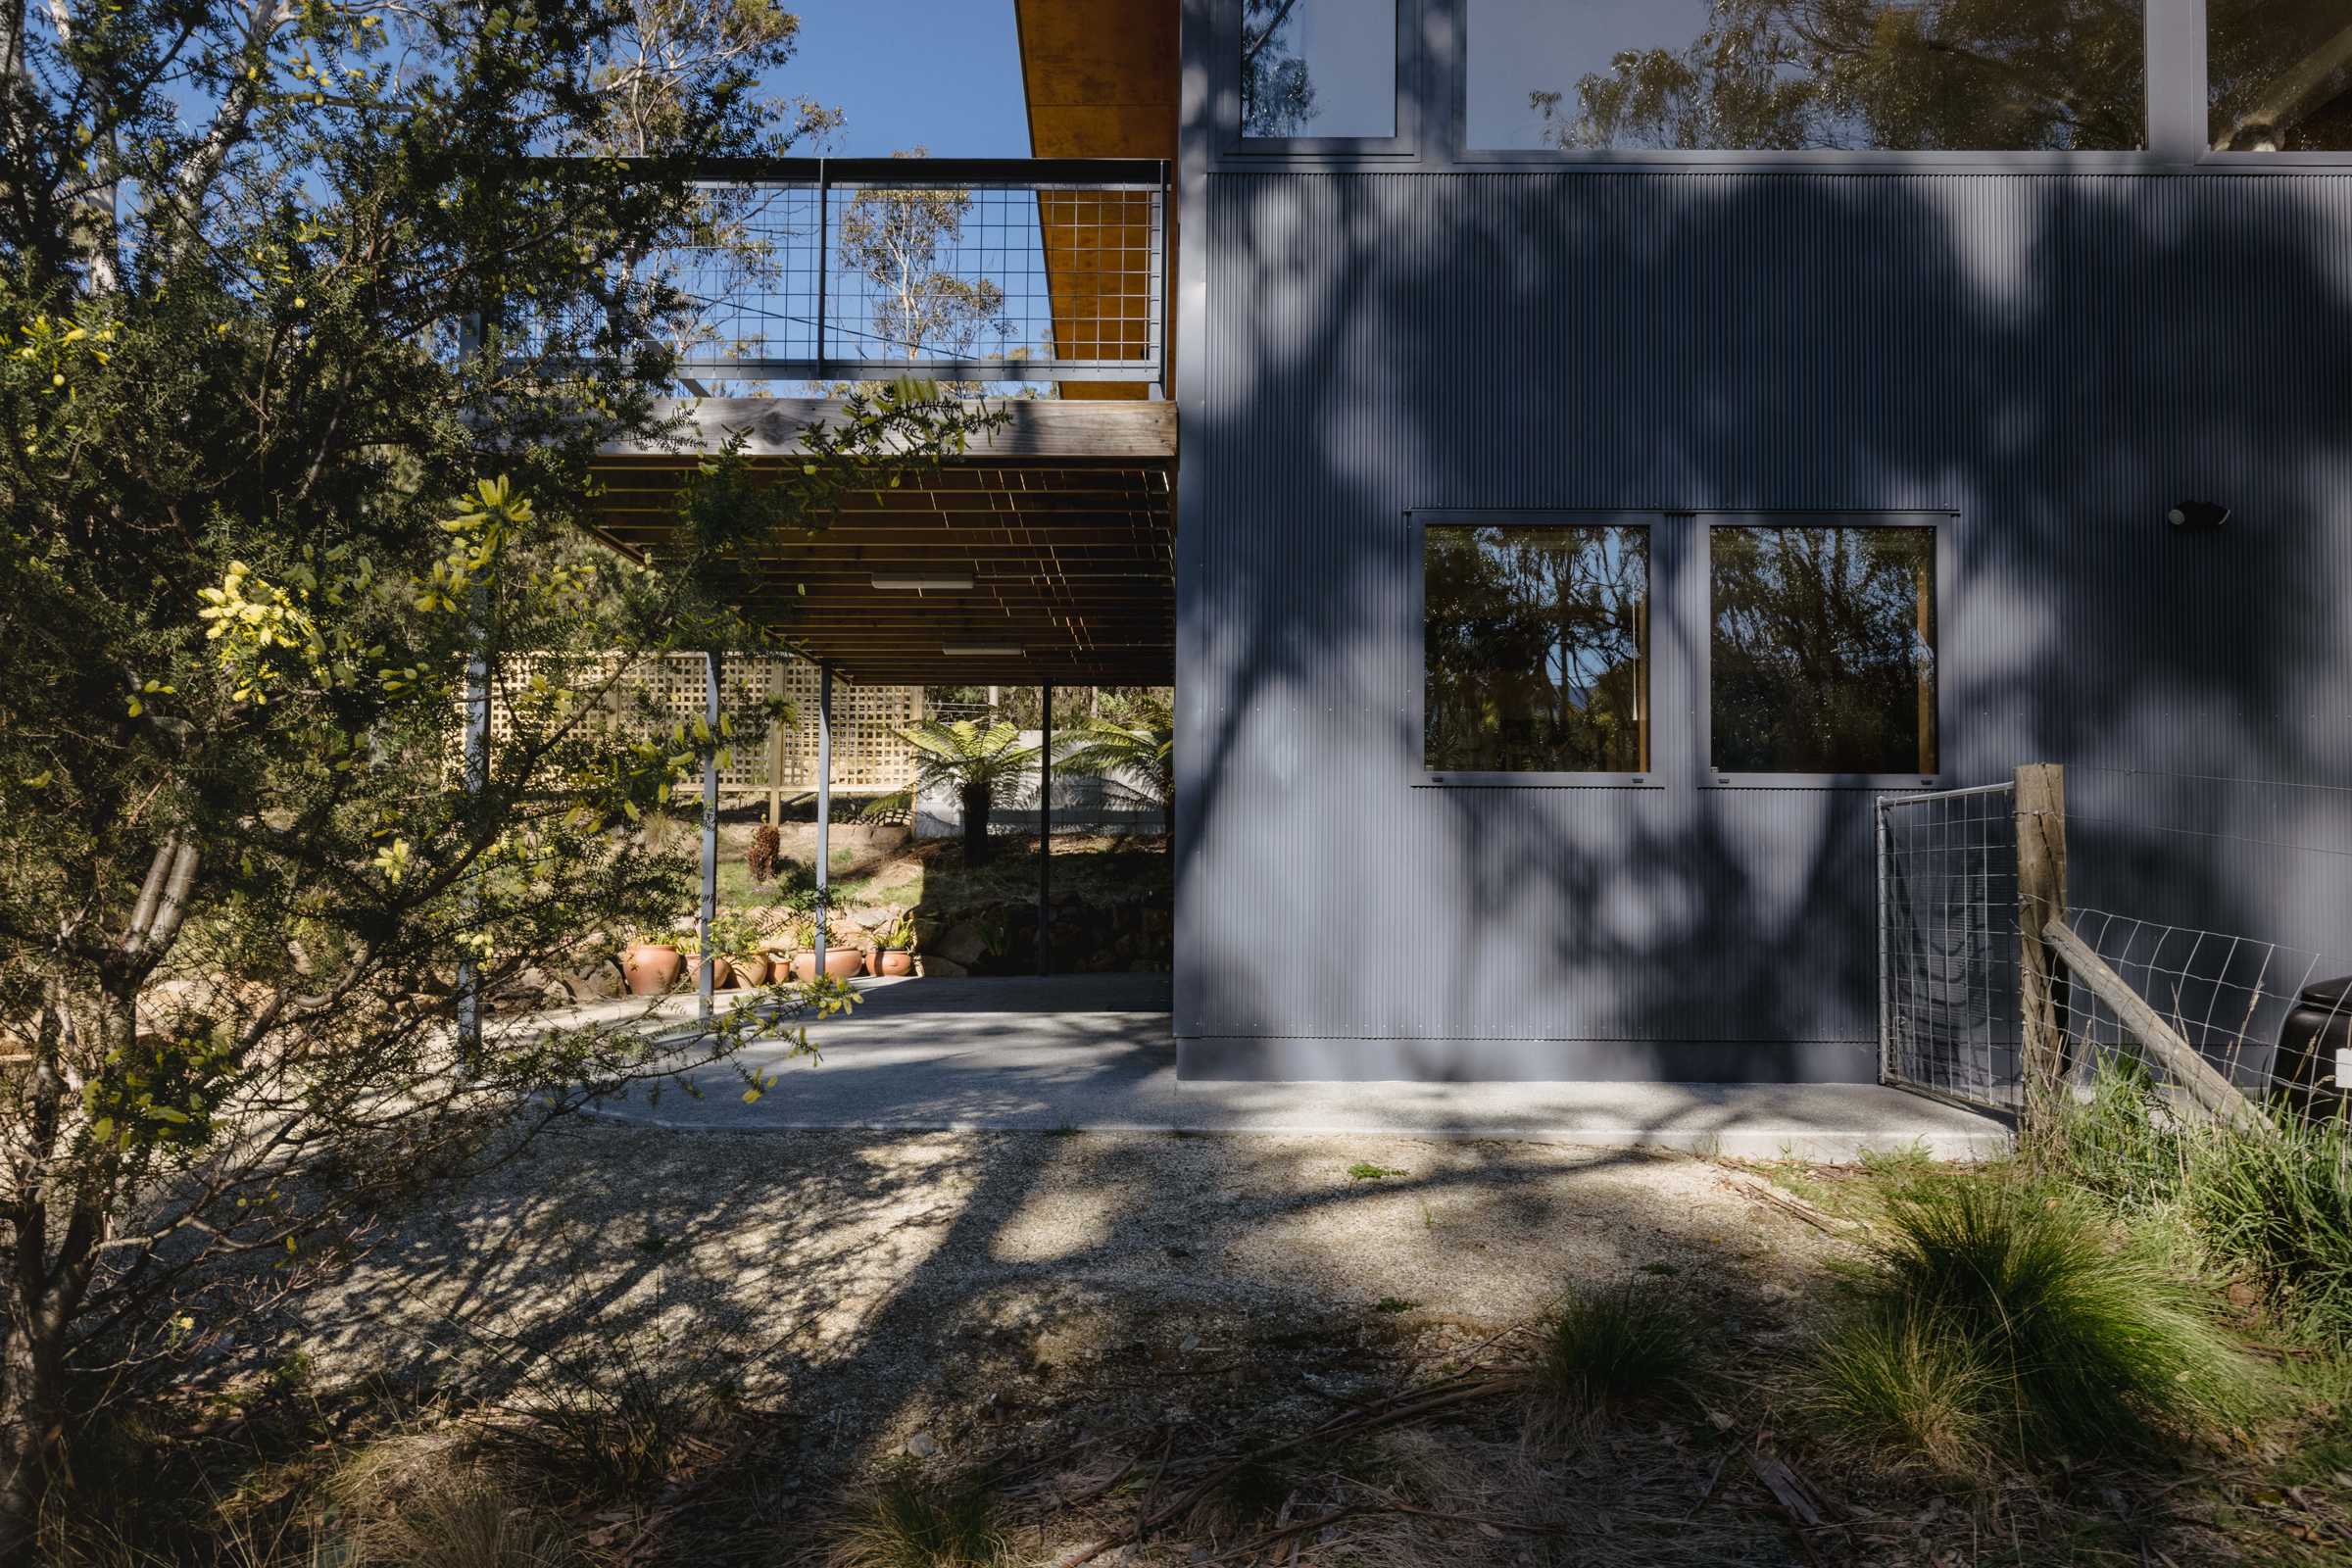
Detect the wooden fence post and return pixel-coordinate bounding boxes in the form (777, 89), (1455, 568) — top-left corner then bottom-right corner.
(2015, 763), (2068, 1124)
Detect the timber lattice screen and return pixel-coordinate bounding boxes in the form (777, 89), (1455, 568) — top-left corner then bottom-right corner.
(489, 653), (919, 795)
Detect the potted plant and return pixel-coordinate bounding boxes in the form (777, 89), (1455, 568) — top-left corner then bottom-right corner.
(621, 931), (683, 996)
(785, 908), (865, 983)
(674, 928), (733, 990)
(875, 912), (917, 978)
(718, 913), (771, 986)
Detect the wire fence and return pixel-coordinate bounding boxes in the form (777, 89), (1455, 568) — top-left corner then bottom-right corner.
(2052, 906), (2352, 1122)
(524, 163), (1166, 386)
(1879, 783), (2025, 1111)
(1880, 769), (2352, 1124)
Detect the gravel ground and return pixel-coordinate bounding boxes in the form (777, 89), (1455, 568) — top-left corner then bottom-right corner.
(281, 1121), (1844, 1465)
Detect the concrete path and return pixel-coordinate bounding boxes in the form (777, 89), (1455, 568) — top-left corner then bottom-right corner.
(583, 975), (2010, 1159)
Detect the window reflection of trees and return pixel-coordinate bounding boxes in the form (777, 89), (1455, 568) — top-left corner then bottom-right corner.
(2210, 1), (2352, 151)
(1710, 527), (1936, 775)
(1516, 0), (2149, 152)
(1424, 526), (1649, 772)
(1242, 0), (1320, 136)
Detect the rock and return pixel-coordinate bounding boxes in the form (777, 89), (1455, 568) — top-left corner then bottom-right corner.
(904, 1430), (940, 1458)
(933, 922), (989, 965)
(922, 957), (970, 979)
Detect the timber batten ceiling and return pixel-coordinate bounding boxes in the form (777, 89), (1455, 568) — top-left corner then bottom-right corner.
(590, 399), (1176, 688)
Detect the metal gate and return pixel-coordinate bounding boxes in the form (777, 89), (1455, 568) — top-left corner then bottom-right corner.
(1878, 783), (2025, 1111)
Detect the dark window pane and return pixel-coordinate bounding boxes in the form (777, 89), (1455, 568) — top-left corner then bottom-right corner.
(1468, 0), (2146, 151)
(1424, 524), (1649, 772)
(1710, 525), (1937, 774)
(1241, 0), (1397, 139)
(2211, 1), (2352, 151)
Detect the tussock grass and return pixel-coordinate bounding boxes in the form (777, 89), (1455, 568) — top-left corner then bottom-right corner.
(1523, 1279), (1699, 1445)
(2048, 1057), (2352, 1337)
(2185, 1108), (2352, 1336)
(824, 1466), (1007, 1568)
(1805, 1171), (2267, 1477)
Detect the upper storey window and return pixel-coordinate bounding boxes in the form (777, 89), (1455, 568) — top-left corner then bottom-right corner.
(2210, 1), (2352, 151)
(1465, 0), (2148, 152)
(1240, 0), (1399, 140)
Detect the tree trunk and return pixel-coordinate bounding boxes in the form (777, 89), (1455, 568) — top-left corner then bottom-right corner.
(0, 1294), (68, 1561)
(1160, 796), (1174, 845)
(962, 780), (991, 863)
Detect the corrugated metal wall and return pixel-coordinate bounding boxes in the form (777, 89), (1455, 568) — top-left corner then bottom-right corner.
(1178, 171), (2352, 1081)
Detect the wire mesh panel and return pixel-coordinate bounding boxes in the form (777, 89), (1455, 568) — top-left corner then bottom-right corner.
(529, 165), (1167, 385)
(2057, 908), (2352, 1115)
(1879, 783), (2025, 1110)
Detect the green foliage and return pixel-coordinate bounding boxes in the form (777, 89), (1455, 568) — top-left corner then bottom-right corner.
(878, 912), (917, 952)
(2047, 1060), (2352, 1337)
(1805, 1173), (2267, 1474)
(0, 0), (995, 1546)
(1054, 693), (1175, 834)
(1525, 1280), (1700, 1443)
(900, 719), (1039, 802)
(1347, 1161), (1405, 1181)
(825, 1466), (1008, 1568)
(2184, 1110), (2352, 1335)
(897, 719), (1038, 862)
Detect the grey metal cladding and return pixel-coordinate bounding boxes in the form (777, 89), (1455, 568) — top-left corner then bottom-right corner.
(1179, 170), (2352, 1079)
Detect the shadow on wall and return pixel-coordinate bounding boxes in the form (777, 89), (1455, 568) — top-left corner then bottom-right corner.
(1175, 168), (2352, 1080)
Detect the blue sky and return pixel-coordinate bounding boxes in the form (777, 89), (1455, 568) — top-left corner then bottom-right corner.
(779, 1), (1034, 157)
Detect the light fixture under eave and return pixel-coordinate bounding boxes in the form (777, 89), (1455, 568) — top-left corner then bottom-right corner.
(942, 645), (1023, 658)
(870, 573), (975, 591)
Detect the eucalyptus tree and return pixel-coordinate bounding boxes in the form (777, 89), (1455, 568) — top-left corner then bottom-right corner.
(0, 0), (992, 1547)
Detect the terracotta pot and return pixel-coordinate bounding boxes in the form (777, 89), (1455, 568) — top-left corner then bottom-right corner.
(622, 943), (682, 997)
(793, 947), (865, 983)
(879, 949), (914, 978)
(732, 954), (773, 987)
(708, 955), (735, 990)
(861, 947), (879, 977)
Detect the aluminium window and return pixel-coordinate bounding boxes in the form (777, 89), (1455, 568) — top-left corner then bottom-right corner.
(1422, 519), (1649, 776)
(2209, 0), (2352, 151)
(1464, 0), (2148, 153)
(1708, 520), (1939, 779)
(1236, 0), (1410, 150)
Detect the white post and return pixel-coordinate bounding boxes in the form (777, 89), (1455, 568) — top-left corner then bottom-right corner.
(699, 651), (719, 1024)
(815, 662), (832, 972)
(455, 584), (489, 1069)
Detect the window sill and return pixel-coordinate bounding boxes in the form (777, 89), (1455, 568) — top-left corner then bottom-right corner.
(1418, 773), (1662, 789)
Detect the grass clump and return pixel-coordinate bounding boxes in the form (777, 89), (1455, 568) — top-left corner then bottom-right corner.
(1806, 1171), (2266, 1477)
(2184, 1107), (2352, 1336)
(2047, 1056), (2352, 1337)
(1347, 1161), (1405, 1181)
(1524, 1279), (1699, 1444)
(825, 1466), (1007, 1568)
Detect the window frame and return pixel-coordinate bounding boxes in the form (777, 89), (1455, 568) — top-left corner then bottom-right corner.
(1697, 511), (1952, 792)
(1408, 508), (1663, 789)
(1176, 0), (2352, 173)
(1222, 0), (1422, 160)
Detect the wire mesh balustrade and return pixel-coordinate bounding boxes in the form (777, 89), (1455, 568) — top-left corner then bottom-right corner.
(518, 159), (1167, 387)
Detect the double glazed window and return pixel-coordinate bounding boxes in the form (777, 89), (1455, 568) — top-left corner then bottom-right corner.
(1423, 522), (1649, 774)
(1240, 0), (1400, 141)
(1234, 0), (2352, 159)
(1420, 515), (1939, 781)
(1465, 0), (2149, 153)
(2210, 1), (2352, 151)
(1709, 524), (1938, 776)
